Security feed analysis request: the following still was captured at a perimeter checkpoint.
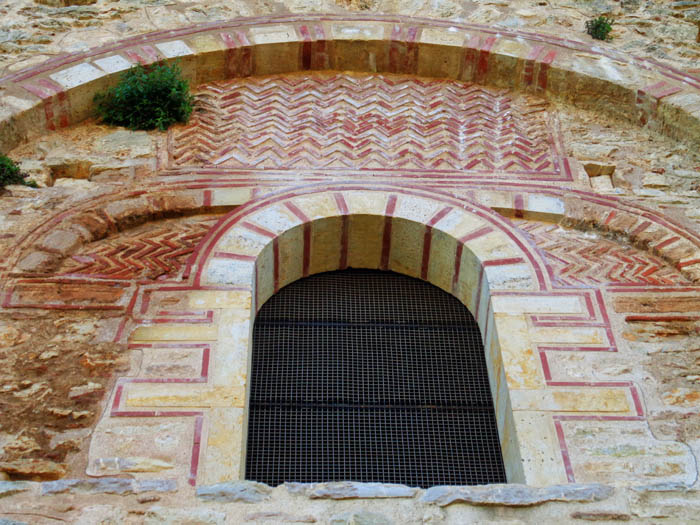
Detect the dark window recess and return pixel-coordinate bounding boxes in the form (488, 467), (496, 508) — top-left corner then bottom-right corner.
(245, 269), (507, 488)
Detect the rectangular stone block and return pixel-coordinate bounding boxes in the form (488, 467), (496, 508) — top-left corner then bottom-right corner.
(126, 384), (244, 408)
(189, 290), (252, 309)
(492, 294), (583, 314)
(347, 214), (384, 269)
(510, 388), (631, 412)
(131, 324), (218, 342)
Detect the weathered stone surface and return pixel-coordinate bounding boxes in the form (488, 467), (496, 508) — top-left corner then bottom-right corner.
(42, 477), (176, 495)
(196, 481), (272, 503)
(0, 481), (31, 498)
(244, 512), (316, 523)
(308, 482), (418, 499)
(0, 459), (66, 481)
(145, 506), (226, 525)
(329, 510), (394, 525)
(420, 483), (615, 507)
(0, 519), (29, 525)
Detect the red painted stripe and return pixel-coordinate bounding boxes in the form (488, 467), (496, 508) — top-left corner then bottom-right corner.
(459, 225), (493, 243)
(483, 257), (525, 266)
(654, 236), (679, 250)
(421, 225), (432, 281)
(273, 237), (280, 292)
(554, 420), (576, 483)
(284, 201), (310, 223)
(189, 415), (204, 486)
(513, 194), (525, 218)
(241, 221), (276, 238)
(203, 190), (212, 207)
(625, 314), (700, 322)
(302, 222), (311, 277)
(380, 196), (398, 270)
(213, 251), (256, 261)
(678, 258), (700, 269)
(539, 351), (552, 381)
(452, 243), (464, 295)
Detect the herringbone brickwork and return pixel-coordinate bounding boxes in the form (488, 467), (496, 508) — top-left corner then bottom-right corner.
(516, 220), (691, 286)
(59, 216), (218, 280)
(169, 73), (559, 173)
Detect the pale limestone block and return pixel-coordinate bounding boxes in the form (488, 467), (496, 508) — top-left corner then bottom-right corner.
(347, 214), (384, 269)
(393, 195), (442, 224)
(277, 225), (304, 289)
(525, 194), (565, 218)
(126, 384), (244, 408)
(292, 193), (338, 220)
(493, 313), (544, 389)
(427, 229), (458, 293)
(530, 326), (605, 344)
(251, 205), (302, 234)
(201, 408), (244, 484)
(344, 191), (387, 215)
(216, 227), (270, 257)
(466, 230), (523, 261)
(206, 258), (255, 286)
(50, 62), (105, 89)
(249, 25), (299, 44)
(484, 263), (535, 291)
(665, 91), (700, 111)
(453, 246), (480, 311)
(432, 208), (484, 238)
(189, 290), (252, 309)
(510, 388), (630, 413)
(309, 216), (343, 275)
(94, 55), (133, 73)
(0, 95), (35, 113)
(477, 191), (513, 210)
(330, 22), (385, 40)
(189, 34), (227, 54)
(590, 175), (614, 192)
(255, 243), (275, 307)
(420, 27), (465, 47)
(213, 309), (251, 387)
(494, 38), (530, 59)
(389, 218), (424, 279)
(512, 412), (568, 486)
(131, 324), (218, 342)
(87, 417), (194, 479)
(155, 40), (194, 58)
(491, 294), (583, 314)
(211, 187), (252, 206)
(138, 346), (207, 379)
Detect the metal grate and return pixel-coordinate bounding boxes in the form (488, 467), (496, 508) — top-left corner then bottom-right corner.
(245, 269), (507, 488)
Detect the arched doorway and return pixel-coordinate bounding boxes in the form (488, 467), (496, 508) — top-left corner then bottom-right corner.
(245, 269), (506, 487)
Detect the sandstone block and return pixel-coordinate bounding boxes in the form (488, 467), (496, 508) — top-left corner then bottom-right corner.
(196, 481), (271, 503)
(421, 483), (614, 506)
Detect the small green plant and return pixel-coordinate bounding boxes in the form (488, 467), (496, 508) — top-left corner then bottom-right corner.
(0, 154), (37, 189)
(94, 61), (194, 131)
(586, 16), (614, 41)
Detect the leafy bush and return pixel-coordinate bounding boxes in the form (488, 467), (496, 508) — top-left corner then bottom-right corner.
(586, 16), (614, 41)
(94, 61), (194, 131)
(0, 155), (36, 189)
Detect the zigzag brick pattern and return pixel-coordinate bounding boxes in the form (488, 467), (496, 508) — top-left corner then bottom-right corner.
(516, 219), (691, 286)
(169, 73), (560, 173)
(59, 216), (218, 280)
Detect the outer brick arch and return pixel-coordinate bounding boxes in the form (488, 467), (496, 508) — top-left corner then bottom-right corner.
(1, 14), (700, 153)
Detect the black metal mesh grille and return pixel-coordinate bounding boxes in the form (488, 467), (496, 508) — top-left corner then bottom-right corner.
(245, 269), (507, 487)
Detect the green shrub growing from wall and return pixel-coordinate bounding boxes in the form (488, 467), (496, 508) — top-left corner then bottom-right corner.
(94, 61), (194, 131)
(0, 155), (36, 189)
(586, 16), (615, 41)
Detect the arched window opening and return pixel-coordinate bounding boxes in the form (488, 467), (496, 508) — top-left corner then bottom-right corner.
(245, 269), (506, 488)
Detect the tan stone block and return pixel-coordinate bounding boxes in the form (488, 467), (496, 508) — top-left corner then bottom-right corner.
(512, 412), (568, 486)
(389, 218), (424, 279)
(213, 309), (252, 387)
(309, 216), (343, 275)
(417, 43), (462, 79)
(431, 208), (484, 239)
(530, 326), (604, 345)
(511, 389), (630, 412)
(493, 38), (529, 60)
(347, 214), (384, 269)
(253, 42), (300, 76)
(216, 228), (269, 257)
(465, 230), (522, 261)
(427, 228), (457, 293)
(292, 193), (338, 220)
(454, 246), (480, 311)
(277, 224), (304, 289)
(493, 314), (544, 389)
(188, 34), (226, 54)
(201, 408), (244, 484)
(211, 187), (253, 206)
(188, 290), (252, 309)
(130, 324), (218, 342)
(126, 384), (244, 408)
(330, 22), (386, 41)
(249, 25), (300, 45)
(420, 28), (465, 47)
(491, 294), (583, 314)
(344, 191), (387, 215)
(255, 242), (275, 308)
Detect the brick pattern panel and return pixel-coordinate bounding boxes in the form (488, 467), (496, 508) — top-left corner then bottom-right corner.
(516, 220), (691, 287)
(59, 216), (219, 280)
(168, 73), (561, 175)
